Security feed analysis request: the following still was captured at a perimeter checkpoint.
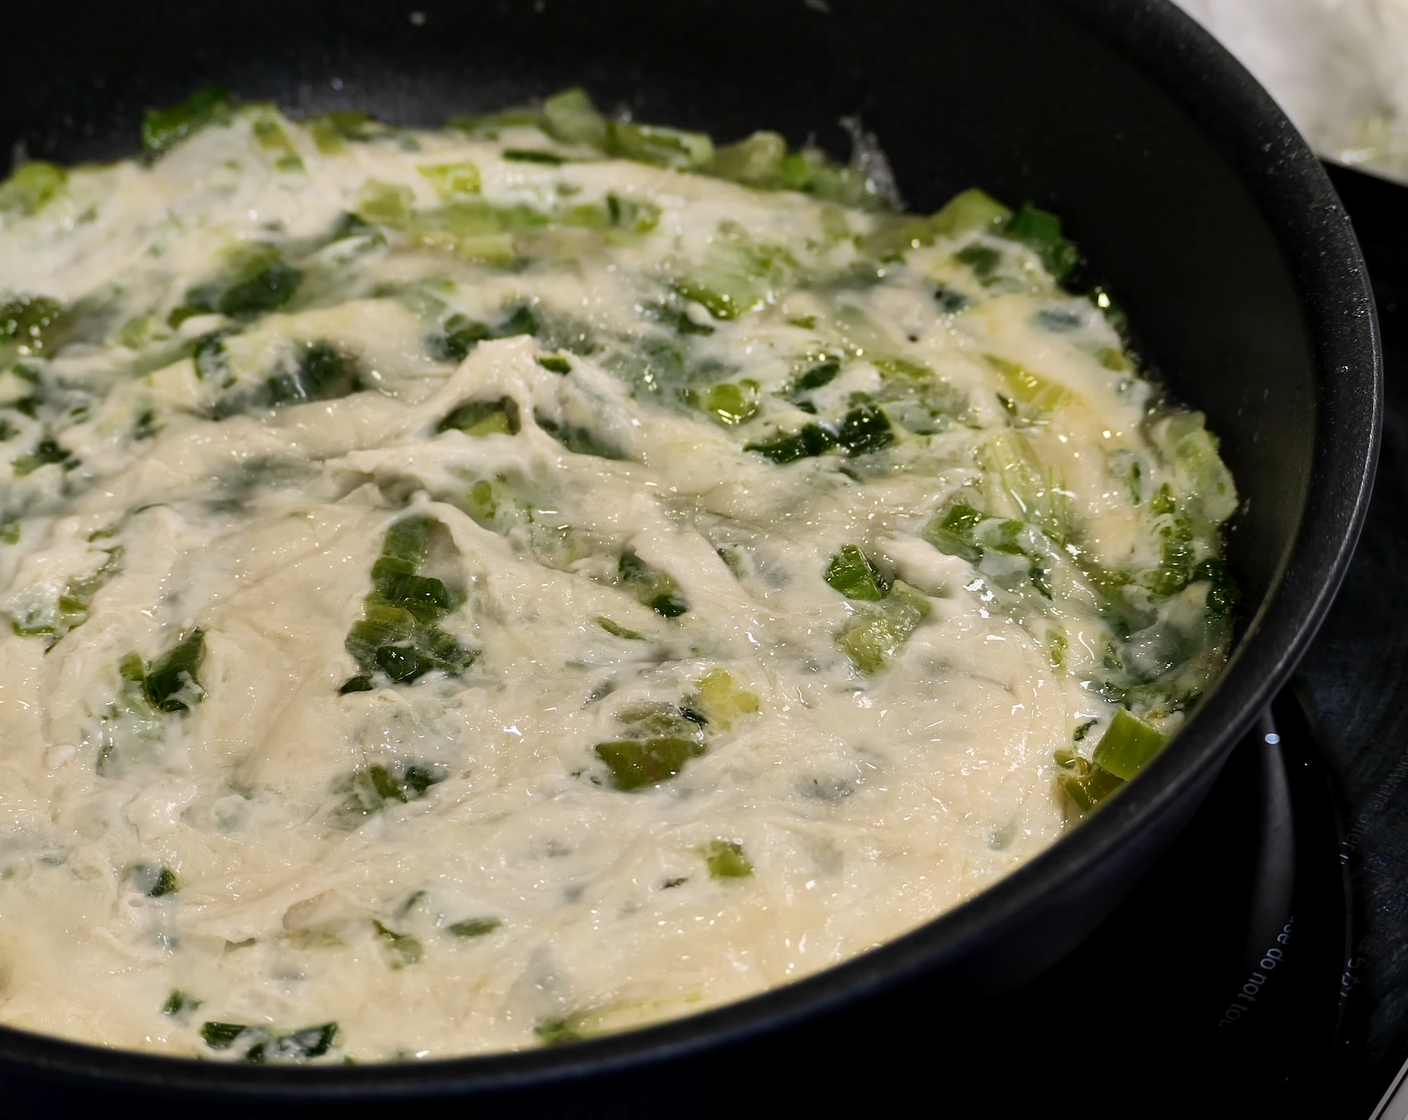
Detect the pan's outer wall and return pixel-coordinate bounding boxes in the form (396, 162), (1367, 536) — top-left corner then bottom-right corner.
(0, 0), (1379, 1100)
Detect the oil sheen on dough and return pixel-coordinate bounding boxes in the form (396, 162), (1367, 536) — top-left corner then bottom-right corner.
(0, 103), (1236, 1061)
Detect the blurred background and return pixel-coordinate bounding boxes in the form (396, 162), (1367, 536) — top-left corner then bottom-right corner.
(1174, 0), (1408, 185)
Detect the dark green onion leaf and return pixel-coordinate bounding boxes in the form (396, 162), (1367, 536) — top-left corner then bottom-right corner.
(535, 1018), (583, 1046)
(447, 917), (501, 938)
(1193, 557), (1240, 618)
(1002, 202), (1079, 282)
(12, 435), (76, 477)
(922, 504), (986, 563)
(498, 304), (538, 338)
(619, 548), (688, 618)
(954, 243), (1001, 279)
(595, 737), (707, 791)
(502, 149), (569, 165)
(433, 314), (494, 362)
(534, 354), (572, 374)
(144, 629), (206, 713)
(934, 285), (971, 313)
(162, 989), (202, 1016)
(262, 341), (357, 406)
(200, 1021), (249, 1051)
(536, 414), (623, 460)
(745, 423), (837, 464)
(837, 405), (894, 456)
(336, 764), (445, 825)
(148, 865), (179, 897)
(373, 920), (423, 968)
(142, 86), (234, 157)
(217, 260), (302, 318)
(796, 359), (840, 391)
(597, 617), (644, 640)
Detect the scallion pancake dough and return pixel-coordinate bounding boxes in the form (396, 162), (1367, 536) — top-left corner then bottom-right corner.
(0, 94), (1237, 1061)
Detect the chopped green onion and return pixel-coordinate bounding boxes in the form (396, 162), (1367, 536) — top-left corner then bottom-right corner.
(642, 302), (715, 337)
(709, 131), (789, 187)
(12, 435), (75, 477)
(249, 1023), (339, 1062)
(437, 397), (521, 437)
(985, 354), (1075, 416)
(0, 161), (67, 217)
(148, 865), (179, 897)
(981, 431), (1070, 544)
(1057, 761), (1124, 812)
(595, 737), (707, 791)
(417, 161), (482, 199)
(1090, 707), (1167, 781)
(535, 1018), (583, 1046)
(686, 380), (759, 426)
(597, 617), (644, 640)
(796, 359), (840, 391)
(922, 504), (985, 563)
(825, 545), (888, 601)
(258, 342), (358, 409)
(221, 259), (303, 319)
(619, 547), (687, 617)
(1157, 412), (1239, 524)
(252, 115), (303, 173)
(433, 313), (494, 362)
(140, 629), (206, 713)
(542, 88), (608, 147)
(606, 121), (714, 171)
(934, 284), (972, 314)
(689, 669), (760, 732)
(1002, 202), (1079, 282)
(954, 242), (1001, 280)
(535, 354), (572, 374)
(503, 149), (569, 165)
(357, 179), (414, 227)
(0, 293), (62, 347)
(839, 581), (932, 673)
(930, 188), (1012, 237)
(447, 917), (501, 938)
(837, 405), (894, 456)
(142, 86), (234, 157)
(859, 215), (934, 261)
(335, 764), (444, 826)
(745, 423), (837, 464)
(536, 413), (624, 460)
(162, 989), (202, 1016)
(200, 1021), (248, 1051)
(1193, 557), (1240, 618)
(703, 840), (753, 879)
(307, 109), (385, 153)
(373, 920), (423, 968)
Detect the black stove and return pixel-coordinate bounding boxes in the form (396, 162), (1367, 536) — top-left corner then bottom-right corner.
(1, 164), (1405, 1118)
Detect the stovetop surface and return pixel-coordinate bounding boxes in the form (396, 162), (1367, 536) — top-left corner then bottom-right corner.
(2, 166), (1406, 1118)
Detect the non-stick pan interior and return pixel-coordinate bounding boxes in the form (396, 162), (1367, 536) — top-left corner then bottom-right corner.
(0, 0), (1378, 1098)
(0, 0), (1335, 614)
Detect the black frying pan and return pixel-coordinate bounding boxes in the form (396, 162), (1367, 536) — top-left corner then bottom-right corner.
(0, 0), (1381, 1102)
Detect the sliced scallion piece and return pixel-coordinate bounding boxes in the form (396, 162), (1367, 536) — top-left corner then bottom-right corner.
(1090, 707), (1167, 781)
(825, 545), (888, 601)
